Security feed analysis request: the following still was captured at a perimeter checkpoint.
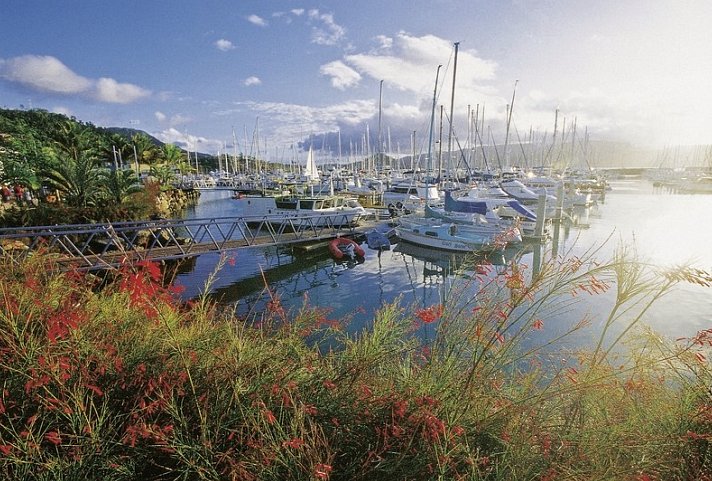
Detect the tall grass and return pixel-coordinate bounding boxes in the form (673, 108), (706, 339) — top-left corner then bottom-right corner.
(0, 246), (710, 480)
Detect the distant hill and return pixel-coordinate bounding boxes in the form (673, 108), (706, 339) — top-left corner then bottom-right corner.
(0, 109), (216, 164)
(105, 127), (164, 147)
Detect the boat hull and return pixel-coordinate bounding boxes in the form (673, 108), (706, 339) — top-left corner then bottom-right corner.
(395, 221), (502, 252)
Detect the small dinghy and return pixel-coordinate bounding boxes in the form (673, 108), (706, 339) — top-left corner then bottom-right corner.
(328, 237), (365, 260)
(366, 229), (391, 251)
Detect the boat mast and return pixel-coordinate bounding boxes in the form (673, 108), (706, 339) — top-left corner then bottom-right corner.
(377, 79), (384, 173)
(427, 65), (443, 201)
(503, 80), (518, 174)
(446, 42), (459, 183)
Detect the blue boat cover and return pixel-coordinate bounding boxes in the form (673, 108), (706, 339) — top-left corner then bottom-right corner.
(444, 190), (537, 221)
(366, 230), (391, 250)
(444, 190), (488, 214)
(506, 200), (537, 221)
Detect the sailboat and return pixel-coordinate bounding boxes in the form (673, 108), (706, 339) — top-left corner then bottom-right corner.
(395, 61), (511, 253)
(302, 145), (320, 182)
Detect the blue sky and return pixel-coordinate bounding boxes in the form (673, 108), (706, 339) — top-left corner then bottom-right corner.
(1, 0), (710, 162)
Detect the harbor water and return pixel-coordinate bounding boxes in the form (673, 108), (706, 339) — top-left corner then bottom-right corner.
(174, 179), (712, 348)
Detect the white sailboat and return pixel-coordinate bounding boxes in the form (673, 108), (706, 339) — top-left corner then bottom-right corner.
(303, 145), (320, 182)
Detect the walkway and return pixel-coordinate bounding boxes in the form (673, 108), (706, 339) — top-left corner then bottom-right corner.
(0, 213), (364, 270)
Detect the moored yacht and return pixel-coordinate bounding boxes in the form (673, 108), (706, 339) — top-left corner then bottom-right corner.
(234, 193), (366, 228)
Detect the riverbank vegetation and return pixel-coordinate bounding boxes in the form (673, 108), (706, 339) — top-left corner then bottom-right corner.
(1, 246), (711, 480)
(0, 108), (206, 226)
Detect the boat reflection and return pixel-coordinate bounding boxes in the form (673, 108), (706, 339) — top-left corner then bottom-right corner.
(391, 240), (529, 308)
(393, 241), (525, 279)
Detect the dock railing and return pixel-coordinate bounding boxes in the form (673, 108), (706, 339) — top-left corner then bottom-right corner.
(0, 212), (361, 270)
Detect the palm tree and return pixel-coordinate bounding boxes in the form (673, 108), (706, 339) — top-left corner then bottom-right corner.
(51, 120), (99, 163)
(131, 133), (159, 168)
(160, 143), (185, 167)
(100, 168), (142, 205)
(149, 164), (176, 186)
(43, 154), (105, 208)
(102, 133), (135, 170)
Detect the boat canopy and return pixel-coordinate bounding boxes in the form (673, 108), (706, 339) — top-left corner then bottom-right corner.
(444, 190), (537, 221)
(505, 200), (537, 221)
(444, 190), (488, 215)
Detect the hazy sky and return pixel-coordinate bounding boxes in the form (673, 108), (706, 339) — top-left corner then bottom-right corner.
(1, 0), (710, 159)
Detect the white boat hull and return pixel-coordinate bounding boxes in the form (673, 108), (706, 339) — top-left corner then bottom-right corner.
(395, 219), (505, 252)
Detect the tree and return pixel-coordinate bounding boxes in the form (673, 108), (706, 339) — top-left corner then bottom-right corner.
(160, 143), (185, 167)
(149, 164), (176, 186)
(43, 154), (105, 208)
(102, 133), (135, 171)
(131, 133), (159, 167)
(100, 168), (142, 205)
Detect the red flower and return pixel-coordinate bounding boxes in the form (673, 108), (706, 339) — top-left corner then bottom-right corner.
(415, 304), (444, 324)
(532, 319), (544, 330)
(45, 431), (62, 446)
(282, 437), (305, 449)
(263, 409), (276, 425)
(315, 463), (333, 480)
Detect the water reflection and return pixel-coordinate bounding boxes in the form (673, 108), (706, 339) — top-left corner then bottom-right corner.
(173, 179), (712, 343)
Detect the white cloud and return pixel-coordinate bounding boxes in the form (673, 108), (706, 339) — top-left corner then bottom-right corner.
(154, 128), (222, 153)
(307, 9), (346, 46)
(373, 35), (393, 52)
(0, 54), (150, 104)
(247, 14), (267, 27)
(234, 99), (375, 141)
(155, 111), (191, 127)
(0, 55), (91, 94)
(291, 9), (305, 16)
(214, 39), (235, 51)
(319, 61), (361, 90)
(244, 76), (262, 86)
(94, 77), (151, 104)
(339, 32), (498, 101)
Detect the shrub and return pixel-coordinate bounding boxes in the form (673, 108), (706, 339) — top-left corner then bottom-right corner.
(0, 250), (710, 480)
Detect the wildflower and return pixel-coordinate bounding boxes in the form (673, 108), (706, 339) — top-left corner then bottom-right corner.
(0, 445), (12, 455)
(415, 304), (444, 324)
(323, 379), (336, 390)
(314, 463), (333, 480)
(45, 431), (62, 446)
(263, 409), (276, 425)
(85, 384), (104, 397)
(168, 284), (186, 295)
(303, 404), (318, 416)
(282, 437), (305, 449)
(392, 399), (408, 419)
(532, 319), (544, 330)
(451, 425), (465, 437)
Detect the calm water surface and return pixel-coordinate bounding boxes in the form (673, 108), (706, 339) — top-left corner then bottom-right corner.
(175, 179), (712, 346)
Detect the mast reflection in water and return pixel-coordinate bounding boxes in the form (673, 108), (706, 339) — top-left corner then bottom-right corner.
(174, 180), (712, 346)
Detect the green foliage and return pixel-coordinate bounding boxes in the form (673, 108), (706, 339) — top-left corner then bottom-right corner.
(0, 251), (711, 480)
(0, 108), (202, 224)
